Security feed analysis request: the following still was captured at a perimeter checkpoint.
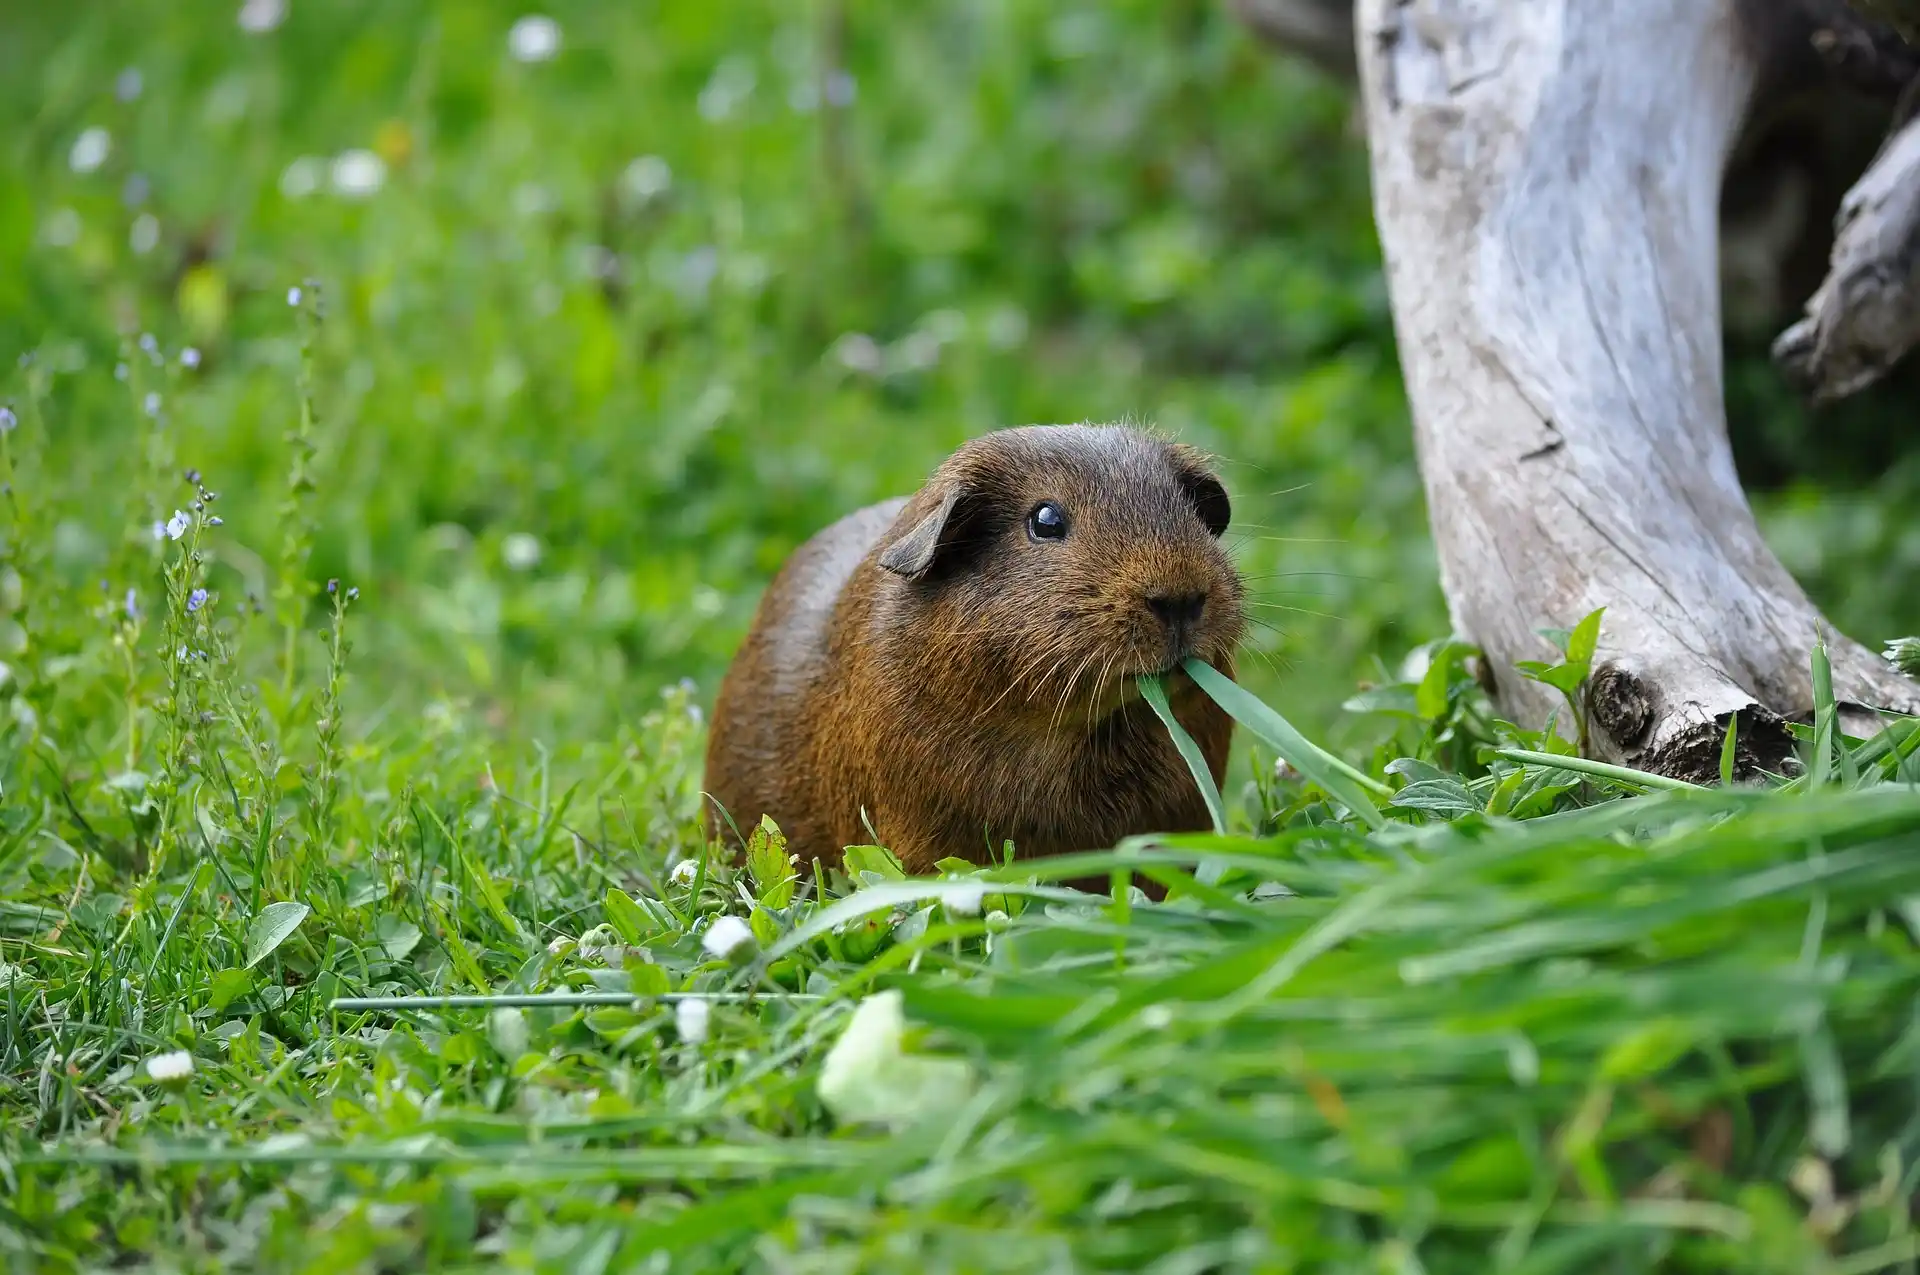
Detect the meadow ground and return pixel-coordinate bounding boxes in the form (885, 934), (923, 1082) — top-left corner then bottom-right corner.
(6, 2), (1920, 1271)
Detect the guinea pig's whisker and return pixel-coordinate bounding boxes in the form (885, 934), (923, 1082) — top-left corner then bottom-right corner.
(1246, 601), (1349, 623)
(1050, 650), (1103, 734)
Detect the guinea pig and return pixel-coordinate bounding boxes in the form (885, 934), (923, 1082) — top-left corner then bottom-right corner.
(702, 423), (1245, 878)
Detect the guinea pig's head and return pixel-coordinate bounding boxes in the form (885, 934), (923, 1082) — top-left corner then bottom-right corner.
(872, 424), (1245, 717)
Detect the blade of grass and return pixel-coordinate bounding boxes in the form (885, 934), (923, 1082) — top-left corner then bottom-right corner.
(329, 992), (823, 1011)
(1181, 658), (1389, 829)
(1138, 674), (1228, 835)
(1492, 749), (1706, 793)
(1809, 634), (1836, 788)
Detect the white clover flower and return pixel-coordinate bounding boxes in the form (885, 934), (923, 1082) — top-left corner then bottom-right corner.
(701, 915), (756, 961)
(70, 128), (112, 175)
(669, 858), (701, 887)
(329, 149), (386, 199)
(942, 884), (985, 918)
(165, 510), (190, 540)
(507, 15), (561, 63)
(130, 214), (160, 255)
(502, 532), (542, 571)
(620, 155), (672, 205)
(145, 1050), (195, 1083)
(237, 0), (287, 34)
(675, 997), (711, 1045)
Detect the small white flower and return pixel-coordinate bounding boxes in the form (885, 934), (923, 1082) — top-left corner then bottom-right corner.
(1139, 1004), (1174, 1030)
(116, 68), (144, 103)
(620, 155), (672, 205)
(69, 127), (112, 175)
(0, 407), (14, 434)
(279, 156), (324, 200)
(830, 332), (882, 376)
(143, 391), (162, 418)
(180, 347), (201, 370)
(507, 14), (561, 63)
(129, 214), (160, 255)
(675, 997), (711, 1044)
(502, 532), (542, 571)
(824, 71), (856, 108)
(165, 510), (190, 540)
(237, 0), (287, 34)
(701, 915), (756, 961)
(145, 1049), (195, 1083)
(942, 884), (985, 917)
(150, 520), (166, 541)
(698, 57), (756, 122)
(893, 330), (943, 375)
(669, 858), (700, 887)
(329, 149), (386, 199)
(287, 286), (302, 307)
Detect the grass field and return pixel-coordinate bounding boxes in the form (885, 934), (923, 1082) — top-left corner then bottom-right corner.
(7, 2), (1920, 1271)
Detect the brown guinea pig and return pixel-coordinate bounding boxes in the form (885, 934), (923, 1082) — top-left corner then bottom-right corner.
(702, 423), (1245, 877)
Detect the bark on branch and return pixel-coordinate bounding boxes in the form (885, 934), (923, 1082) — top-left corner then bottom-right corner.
(1773, 104), (1920, 400)
(1353, 0), (1919, 778)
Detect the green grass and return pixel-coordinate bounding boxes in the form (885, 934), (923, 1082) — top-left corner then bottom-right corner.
(6, 2), (1920, 1271)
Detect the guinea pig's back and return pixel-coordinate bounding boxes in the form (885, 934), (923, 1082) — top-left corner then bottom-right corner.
(704, 497), (907, 846)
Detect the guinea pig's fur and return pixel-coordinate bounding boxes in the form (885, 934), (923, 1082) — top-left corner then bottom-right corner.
(702, 423), (1244, 877)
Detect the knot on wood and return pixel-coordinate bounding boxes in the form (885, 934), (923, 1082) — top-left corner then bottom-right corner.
(1587, 663), (1654, 749)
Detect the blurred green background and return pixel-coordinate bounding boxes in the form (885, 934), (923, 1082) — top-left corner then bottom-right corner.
(4, 0), (1916, 771)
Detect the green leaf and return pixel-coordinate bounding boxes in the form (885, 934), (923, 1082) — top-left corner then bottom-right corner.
(604, 887), (665, 944)
(1389, 777), (1482, 819)
(746, 815), (796, 909)
(1720, 713), (1739, 787)
(627, 961), (671, 997)
(375, 914), (421, 960)
(1598, 1018), (1693, 1081)
(1565, 607), (1605, 677)
(1414, 641), (1467, 721)
(1137, 674), (1227, 835)
(207, 968), (255, 1013)
(243, 901), (311, 969)
(843, 844), (908, 882)
(1181, 659), (1389, 829)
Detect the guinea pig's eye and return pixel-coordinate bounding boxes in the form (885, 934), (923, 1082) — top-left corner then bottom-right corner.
(1026, 501), (1068, 543)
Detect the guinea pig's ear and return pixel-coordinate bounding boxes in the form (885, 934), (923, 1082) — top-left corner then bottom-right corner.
(878, 485), (973, 581)
(1174, 462), (1231, 538)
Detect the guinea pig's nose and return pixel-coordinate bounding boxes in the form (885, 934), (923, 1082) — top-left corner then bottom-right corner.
(1146, 591), (1208, 632)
